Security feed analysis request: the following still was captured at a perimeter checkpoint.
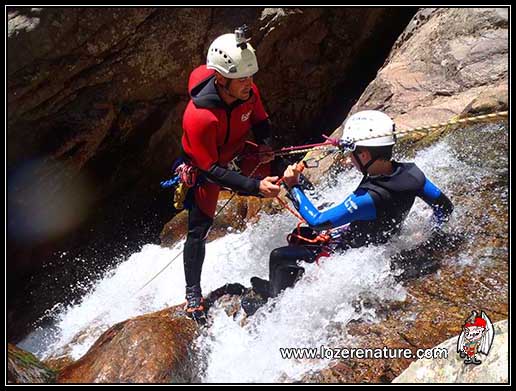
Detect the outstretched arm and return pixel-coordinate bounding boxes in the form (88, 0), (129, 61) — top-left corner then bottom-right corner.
(417, 177), (454, 227)
(287, 186), (377, 231)
(204, 164), (261, 195)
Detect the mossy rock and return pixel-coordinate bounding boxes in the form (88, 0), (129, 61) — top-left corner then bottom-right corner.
(8, 343), (56, 383)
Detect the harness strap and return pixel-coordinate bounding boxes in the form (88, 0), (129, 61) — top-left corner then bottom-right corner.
(176, 163), (198, 188)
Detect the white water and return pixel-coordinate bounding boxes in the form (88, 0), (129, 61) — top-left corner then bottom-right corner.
(19, 135), (493, 382)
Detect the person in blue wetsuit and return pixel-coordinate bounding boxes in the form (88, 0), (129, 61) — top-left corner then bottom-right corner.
(248, 110), (454, 304)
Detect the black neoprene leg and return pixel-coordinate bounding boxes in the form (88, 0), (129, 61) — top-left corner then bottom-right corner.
(183, 204), (213, 289)
(269, 245), (318, 297)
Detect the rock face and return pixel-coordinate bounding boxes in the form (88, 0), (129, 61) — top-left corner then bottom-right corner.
(393, 320), (508, 383)
(7, 8), (415, 179)
(348, 7), (508, 128)
(8, 8), (509, 384)
(8, 343), (56, 383)
(56, 305), (198, 383)
(7, 7), (417, 341)
(304, 7), (508, 185)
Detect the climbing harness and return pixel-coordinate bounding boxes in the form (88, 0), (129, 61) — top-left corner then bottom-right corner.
(173, 163), (198, 210)
(160, 161), (199, 211)
(274, 155), (341, 258)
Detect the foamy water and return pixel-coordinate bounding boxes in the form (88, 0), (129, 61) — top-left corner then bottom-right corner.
(19, 127), (503, 382)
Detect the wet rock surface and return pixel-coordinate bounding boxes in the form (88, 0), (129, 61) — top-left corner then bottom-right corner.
(301, 121), (508, 383)
(56, 305), (198, 383)
(8, 343), (56, 383)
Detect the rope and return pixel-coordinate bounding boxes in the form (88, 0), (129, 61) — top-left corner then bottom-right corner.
(137, 110), (508, 292)
(275, 145), (335, 157)
(391, 111), (508, 142)
(271, 111), (509, 157)
(273, 147), (339, 244)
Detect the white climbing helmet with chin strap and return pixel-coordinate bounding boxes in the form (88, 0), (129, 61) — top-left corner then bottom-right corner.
(207, 25), (259, 79)
(341, 110), (396, 149)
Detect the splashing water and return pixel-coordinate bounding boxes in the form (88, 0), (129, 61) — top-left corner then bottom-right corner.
(18, 125), (504, 382)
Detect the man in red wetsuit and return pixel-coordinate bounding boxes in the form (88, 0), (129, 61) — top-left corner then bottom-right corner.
(181, 26), (281, 322)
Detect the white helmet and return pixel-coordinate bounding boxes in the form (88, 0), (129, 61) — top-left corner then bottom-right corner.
(341, 110), (396, 148)
(207, 32), (259, 79)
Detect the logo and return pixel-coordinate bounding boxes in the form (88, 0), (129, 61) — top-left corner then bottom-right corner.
(241, 110), (252, 122)
(456, 310), (494, 365)
(344, 196), (358, 213)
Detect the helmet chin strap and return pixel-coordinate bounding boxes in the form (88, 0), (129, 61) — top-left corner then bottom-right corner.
(352, 150), (380, 176)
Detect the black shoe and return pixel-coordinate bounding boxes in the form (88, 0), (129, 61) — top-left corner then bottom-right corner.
(185, 285), (207, 325)
(241, 289), (268, 316)
(250, 277), (272, 299)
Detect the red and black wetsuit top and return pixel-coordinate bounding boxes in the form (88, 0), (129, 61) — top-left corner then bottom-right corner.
(181, 65), (271, 216)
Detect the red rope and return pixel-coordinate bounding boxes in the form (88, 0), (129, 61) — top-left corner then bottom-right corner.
(275, 162), (333, 247)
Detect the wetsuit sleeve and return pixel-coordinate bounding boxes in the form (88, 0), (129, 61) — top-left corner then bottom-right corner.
(204, 164), (261, 196)
(287, 186), (376, 231)
(417, 177), (454, 226)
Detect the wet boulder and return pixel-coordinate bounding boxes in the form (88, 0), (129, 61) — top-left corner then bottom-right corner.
(350, 8), (508, 129)
(52, 282), (252, 383)
(305, 7), (508, 191)
(57, 305), (198, 383)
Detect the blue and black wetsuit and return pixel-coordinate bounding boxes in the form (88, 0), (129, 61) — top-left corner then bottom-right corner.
(265, 162), (453, 297)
